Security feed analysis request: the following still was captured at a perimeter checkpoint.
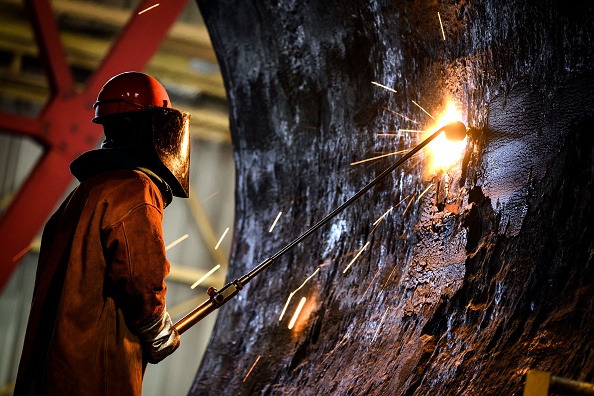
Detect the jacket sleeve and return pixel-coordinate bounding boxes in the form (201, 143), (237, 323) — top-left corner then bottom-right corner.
(106, 204), (180, 363)
(102, 175), (180, 363)
(103, 202), (170, 328)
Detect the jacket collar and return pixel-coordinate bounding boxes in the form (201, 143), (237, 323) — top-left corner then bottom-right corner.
(70, 149), (173, 207)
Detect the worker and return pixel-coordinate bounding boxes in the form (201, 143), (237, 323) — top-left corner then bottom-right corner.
(14, 71), (190, 395)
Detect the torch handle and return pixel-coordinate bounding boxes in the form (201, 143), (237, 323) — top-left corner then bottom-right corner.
(174, 297), (217, 335)
(174, 279), (244, 334)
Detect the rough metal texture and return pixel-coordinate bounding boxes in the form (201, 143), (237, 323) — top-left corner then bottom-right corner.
(190, 1), (594, 394)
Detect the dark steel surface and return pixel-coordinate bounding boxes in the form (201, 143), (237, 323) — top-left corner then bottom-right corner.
(190, 0), (594, 394)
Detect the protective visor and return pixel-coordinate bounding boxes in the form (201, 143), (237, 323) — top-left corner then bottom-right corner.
(151, 108), (191, 198)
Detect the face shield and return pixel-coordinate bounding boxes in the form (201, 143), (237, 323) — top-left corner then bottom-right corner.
(150, 108), (191, 198)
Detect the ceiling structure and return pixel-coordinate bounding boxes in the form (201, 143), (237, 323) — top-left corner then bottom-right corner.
(0, 0), (230, 143)
(0, 0), (232, 288)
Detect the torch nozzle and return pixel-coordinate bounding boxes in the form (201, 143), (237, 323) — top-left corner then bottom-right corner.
(440, 121), (467, 141)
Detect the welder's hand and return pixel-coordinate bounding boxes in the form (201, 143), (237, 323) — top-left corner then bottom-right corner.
(135, 310), (181, 364)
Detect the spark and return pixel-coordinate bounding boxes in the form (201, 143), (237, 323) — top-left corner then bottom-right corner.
(369, 208), (391, 234)
(376, 129), (425, 138)
(372, 307), (390, 342)
(416, 183), (434, 202)
(279, 298), (292, 322)
(165, 233), (189, 250)
(411, 100), (435, 120)
(398, 129), (425, 133)
(317, 334), (349, 368)
(438, 12), (446, 40)
(376, 133), (401, 137)
(242, 355), (261, 382)
(371, 81), (398, 94)
(269, 211), (283, 232)
(373, 207), (393, 226)
(294, 268), (320, 296)
(382, 107), (421, 125)
(202, 191), (219, 203)
(382, 266), (398, 289)
(138, 3), (159, 14)
(288, 297), (307, 329)
(279, 268), (320, 321)
(361, 268), (382, 300)
(369, 221), (382, 236)
(402, 194), (416, 215)
(214, 227), (230, 250)
(343, 241), (370, 274)
(190, 264), (221, 289)
(395, 194), (412, 208)
(350, 150), (409, 166)
(13, 243), (32, 262)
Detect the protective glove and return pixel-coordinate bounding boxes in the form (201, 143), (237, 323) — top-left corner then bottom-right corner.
(134, 310), (180, 364)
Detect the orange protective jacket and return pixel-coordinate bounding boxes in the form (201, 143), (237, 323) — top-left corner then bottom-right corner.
(15, 166), (171, 395)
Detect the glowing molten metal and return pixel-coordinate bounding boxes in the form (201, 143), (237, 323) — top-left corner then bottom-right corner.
(425, 102), (467, 174)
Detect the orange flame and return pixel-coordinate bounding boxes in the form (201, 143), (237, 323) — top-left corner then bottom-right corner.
(424, 100), (466, 175)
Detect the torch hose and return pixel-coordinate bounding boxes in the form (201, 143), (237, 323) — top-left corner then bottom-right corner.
(174, 126), (449, 334)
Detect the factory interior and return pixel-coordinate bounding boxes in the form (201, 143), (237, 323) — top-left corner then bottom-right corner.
(1, 1), (594, 395)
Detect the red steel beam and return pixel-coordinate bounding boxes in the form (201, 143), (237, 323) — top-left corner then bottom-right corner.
(0, 112), (43, 144)
(0, 0), (189, 290)
(26, 0), (75, 97)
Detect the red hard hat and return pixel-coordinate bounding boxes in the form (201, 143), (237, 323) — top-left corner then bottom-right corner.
(93, 71), (171, 123)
